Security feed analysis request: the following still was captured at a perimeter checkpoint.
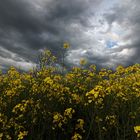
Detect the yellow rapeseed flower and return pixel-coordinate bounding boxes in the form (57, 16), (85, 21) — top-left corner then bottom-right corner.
(64, 108), (75, 119)
(44, 77), (53, 85)
(79, 58), (87, 66)
(71, 132), (82, 140)
(53, 113), (63, 124)
(0, 133), (3, 139)
(134, 126), (140, 138)
(18, 131), (28, 140)
(63, 42), (70, 49)
(75, 119), (85, 132)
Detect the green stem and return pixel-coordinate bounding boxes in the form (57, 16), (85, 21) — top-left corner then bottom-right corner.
(85, 105), (95, 140)
(98, 122), (102, 140)
(85, 116), (94, 140)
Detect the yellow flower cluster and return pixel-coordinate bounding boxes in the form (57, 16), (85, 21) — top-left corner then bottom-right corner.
(86, 85), (103, 100)
(53, 108), (75, 129)
(53, 112), (63, 128)
(75, 119), (85, 133)
(105, 115), (117, 126)
(71, 132), (82, 140)
(134, 126), (140, 138)
(64, 108), (75, 119)
(18, 131), (28, 140)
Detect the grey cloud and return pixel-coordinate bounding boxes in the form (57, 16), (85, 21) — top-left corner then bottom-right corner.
(102, 0), (140, 67)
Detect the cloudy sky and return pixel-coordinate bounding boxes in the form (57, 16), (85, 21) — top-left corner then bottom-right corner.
(0, 0), (140, 71)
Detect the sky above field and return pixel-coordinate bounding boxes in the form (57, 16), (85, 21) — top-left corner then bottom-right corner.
(0, 0), (140, 71)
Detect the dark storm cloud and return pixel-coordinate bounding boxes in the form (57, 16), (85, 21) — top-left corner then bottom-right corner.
(0, 0), (44, 65)
(0, 0), (102, 70)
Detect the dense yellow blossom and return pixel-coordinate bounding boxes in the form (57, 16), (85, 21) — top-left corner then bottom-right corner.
(0, 51), (140, 139)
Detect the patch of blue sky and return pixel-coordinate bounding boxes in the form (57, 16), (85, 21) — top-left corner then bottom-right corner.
(106, 40), (118, 48)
